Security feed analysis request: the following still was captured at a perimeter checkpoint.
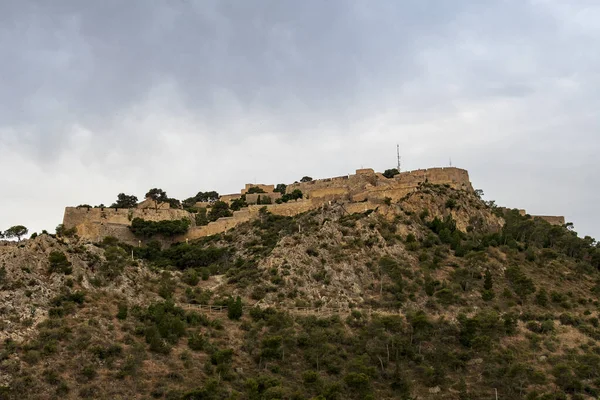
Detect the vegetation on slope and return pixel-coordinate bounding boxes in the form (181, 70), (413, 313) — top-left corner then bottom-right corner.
(1, 184), (600, 399)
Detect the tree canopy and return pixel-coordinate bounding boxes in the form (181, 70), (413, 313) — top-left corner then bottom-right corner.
(4, 225), (28, 241)
(111, 193), (139, 209)
(274, 183), (287, 194)
(208, 201), (233, 222)
(130, 218), (190, 237)
(383, 168), (400, 178)
(246, 186), (266, 194)
(300, 176), (313, 183)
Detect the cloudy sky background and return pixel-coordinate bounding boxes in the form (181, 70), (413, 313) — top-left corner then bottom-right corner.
(1, 0), (599, 239)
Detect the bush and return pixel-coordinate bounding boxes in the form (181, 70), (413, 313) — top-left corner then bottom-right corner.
(182, 269), (200, 286)
(445, 198), (458, 209)
(48, 251), (72, 275)
(505, 266), (535, 299)
(207, 201), (232, 222)
(117, 303), (128, 320)
(188, 332), (206, 351)
(129, 218), (190, 237)
(227, 297), (243, 320)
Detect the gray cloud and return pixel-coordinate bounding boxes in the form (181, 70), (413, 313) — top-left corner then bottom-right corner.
(0, 0), (599, 239)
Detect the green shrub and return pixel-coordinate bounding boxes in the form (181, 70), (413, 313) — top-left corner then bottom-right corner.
(48, 251), (72, 275)
(227, 297), (243, 320)
(182, 269), (200, 286)
(188, 332), (206, 351)
(129, 218), (190, 237)
(117, 303), (128, 320)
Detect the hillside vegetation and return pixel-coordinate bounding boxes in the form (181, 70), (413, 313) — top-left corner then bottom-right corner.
(1, 184), (600, 399)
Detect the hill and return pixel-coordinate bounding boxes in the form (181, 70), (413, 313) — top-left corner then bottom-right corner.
(1, 182), (600, 399)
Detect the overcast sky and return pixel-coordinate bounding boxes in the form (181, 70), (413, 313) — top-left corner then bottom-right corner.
(1, 0), (599, 239)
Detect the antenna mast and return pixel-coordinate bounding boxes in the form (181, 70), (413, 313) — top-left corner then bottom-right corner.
(396, 144), (401, 172)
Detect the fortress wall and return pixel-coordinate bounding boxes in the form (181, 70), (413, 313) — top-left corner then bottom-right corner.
(533, 215), (565, 226)
(248, 199), (315, 217)
(220, 194), (241, 203)
(344, 201), (379, 214)
(310, 187), (350, 200)
(63, 207), (194, 243)
(64, 207), (192, 228)
(245, 192), (282, 204)
(394, 167), (472, 191)
(241, 184), (275, 194)
(64, 166), (475, 244)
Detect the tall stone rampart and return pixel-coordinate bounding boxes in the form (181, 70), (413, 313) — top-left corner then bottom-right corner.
(533, 215), (566, 226)
(63, 207), (193, 243)
(64, 166), (565, 245)
(288, 167), (473, 203)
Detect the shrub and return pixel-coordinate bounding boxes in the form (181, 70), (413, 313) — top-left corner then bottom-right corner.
(182, 269), (200, 286)
(445, 198), (458, 209)
(117, 303), (128, 320)
(207, 201), (232, 222)
(227, 297), (243, 320)
(48, 251), (72, 275)
(505, 266), (535, 299)
(129, 218), (190, 237)
(188, 332), (206, 351)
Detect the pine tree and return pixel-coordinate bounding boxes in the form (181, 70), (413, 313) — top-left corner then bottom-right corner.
(483, 269), (493, 290)
(227, 296), (243, 320)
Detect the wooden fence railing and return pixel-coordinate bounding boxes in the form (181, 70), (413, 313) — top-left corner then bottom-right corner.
(179, 303), (395, 316)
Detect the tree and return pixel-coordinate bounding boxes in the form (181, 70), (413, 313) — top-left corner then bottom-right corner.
(274, 183), (287, 193)
(246, 186), (266, 194)
(300, 176), (313, 182)
(48, 251), (72, 274)
(4, 225), (28, 241)
(227, 296), (243, 320)
(474, 189), (484, 199)
(111, 193), (138, 208)
(145, 188), (168, 210)
(207, 201), (232, 222)
(183, 191), (219, 208)
(194, 191), (219, 203)
(102, 246), (128, 280)
(230, 197), (247, 211)
(383, 168), (400, 178)
(483, 269), (493, 290)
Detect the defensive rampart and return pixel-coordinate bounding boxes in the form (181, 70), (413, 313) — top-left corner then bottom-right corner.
(534, 215), (566, 226)
(63, 207), (193, 243)
(61, 166), (565, 244)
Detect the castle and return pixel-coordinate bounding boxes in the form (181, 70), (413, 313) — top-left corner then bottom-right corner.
(62, 167), (565, 245)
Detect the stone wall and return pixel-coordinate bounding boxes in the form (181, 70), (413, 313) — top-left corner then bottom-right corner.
(219, 194), (242, 203)
(241, 184), (275, 194)
(245, 192), (282, 205)
(63, 165), (565, 245)
(533, 215), (566, 226)
(63, 207), (193, 243)
(288, 167), (473, 203)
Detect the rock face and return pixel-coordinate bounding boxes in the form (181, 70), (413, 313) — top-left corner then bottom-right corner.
(0, 236), (158, 343)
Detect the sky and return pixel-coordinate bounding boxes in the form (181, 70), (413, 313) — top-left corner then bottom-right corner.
(1, 0), (599, 239)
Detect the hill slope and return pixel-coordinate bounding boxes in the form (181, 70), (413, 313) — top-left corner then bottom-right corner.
(1, 183), (600, 399)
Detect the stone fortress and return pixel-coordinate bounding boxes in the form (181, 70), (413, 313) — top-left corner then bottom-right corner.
(62, 167), (565, 245)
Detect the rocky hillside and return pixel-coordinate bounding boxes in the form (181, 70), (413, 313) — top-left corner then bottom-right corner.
(1, 183), (600, 399)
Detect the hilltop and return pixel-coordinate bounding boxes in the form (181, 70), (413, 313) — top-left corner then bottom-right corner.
(1, 167), (599, 399)
(60, 166), (563, 246)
